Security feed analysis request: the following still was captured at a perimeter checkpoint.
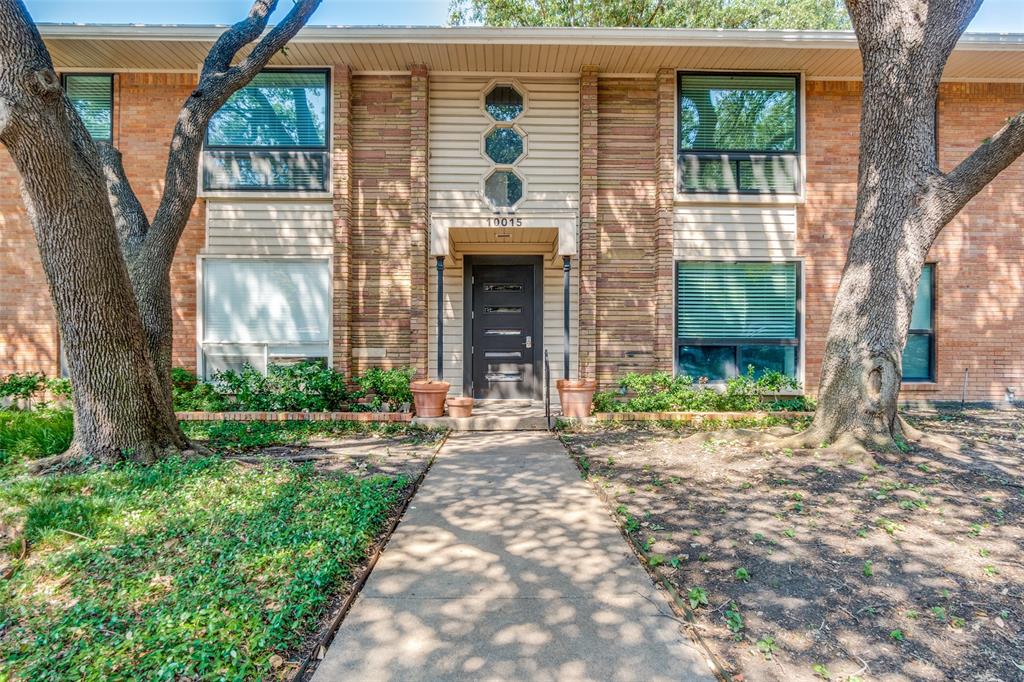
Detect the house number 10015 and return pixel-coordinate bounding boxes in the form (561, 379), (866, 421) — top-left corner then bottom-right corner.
(490, 217), (523, 227)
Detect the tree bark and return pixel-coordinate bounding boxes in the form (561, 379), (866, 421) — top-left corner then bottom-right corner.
(0, 0), (182, 465)
(801, 0), (1024, 449)
(1, 0), (322, 468)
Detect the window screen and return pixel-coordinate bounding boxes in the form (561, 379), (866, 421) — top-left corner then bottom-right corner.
(63, 74), (113, 141)
(207, 70), (327, 148)
(677, 73), (800, 195)
(676, 262), (799, 380)
(202, 259), (329, 376)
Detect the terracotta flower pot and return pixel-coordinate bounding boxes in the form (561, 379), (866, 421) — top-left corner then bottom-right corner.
(446, 396), (474, 418)
(410, 380), (450, 417)
(557, 379), (597, 418)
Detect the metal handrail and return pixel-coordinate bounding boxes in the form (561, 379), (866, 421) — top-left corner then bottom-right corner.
(544, 349), (551, 430)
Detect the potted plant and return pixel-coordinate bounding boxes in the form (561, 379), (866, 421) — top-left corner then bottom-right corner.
(556, 378), (597, 418)
(410, 379), (450, 417)
(446, 396), (473, 418)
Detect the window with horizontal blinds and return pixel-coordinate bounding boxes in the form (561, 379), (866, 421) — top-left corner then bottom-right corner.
(202, 259), (329, 377)
(677, 262), (797, 338)
(902, 264), (935, 381)
(207, 70), (327, 148)
(677, 72), (800, 195)
(63, 74), (112, 141)
(203, 70), (329, 191)
(676, 262), (800, 381)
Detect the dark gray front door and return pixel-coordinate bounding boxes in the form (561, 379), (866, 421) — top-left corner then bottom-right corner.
(471, 263), (538, 399)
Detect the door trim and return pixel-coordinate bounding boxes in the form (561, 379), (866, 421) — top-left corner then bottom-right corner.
(463, 255), (544, 400)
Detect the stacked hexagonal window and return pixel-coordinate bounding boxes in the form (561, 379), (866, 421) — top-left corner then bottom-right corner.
(482, 84), (526, 209)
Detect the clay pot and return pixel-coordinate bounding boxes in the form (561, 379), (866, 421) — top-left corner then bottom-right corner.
(446, 396), (474, 418)
(556, 379), (597, 418)
(410, 380), (450, 417)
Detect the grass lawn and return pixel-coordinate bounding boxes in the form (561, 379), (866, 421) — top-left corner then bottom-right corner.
(0, 412), (442, 681)
(561, 410), (1023, 681)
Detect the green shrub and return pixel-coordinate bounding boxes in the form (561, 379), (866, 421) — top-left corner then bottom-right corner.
(355, 367), (415, 411)
(595, 367), (811, 413)
(45, 377), (72, 401)
(0, 372), (46, 406)
(171, 367), (229, 412)
(212, 360), (355, 412)
(0, 408), (74, 467)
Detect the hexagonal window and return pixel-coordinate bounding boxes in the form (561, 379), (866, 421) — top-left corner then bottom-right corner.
(484, 170), (523, 208)
(485, 127), (524, 165)
(485, 85), (524, 121)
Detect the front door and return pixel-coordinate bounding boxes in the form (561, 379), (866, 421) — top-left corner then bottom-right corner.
(470, 262), (539, 399)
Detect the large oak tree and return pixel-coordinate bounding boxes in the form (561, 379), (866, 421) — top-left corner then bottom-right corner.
(791, 0), (1024, 450)
(0, 0), (322, 469)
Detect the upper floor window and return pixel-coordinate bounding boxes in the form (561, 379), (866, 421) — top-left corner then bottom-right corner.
(677, 72), (800, 195)
(203, 69), (329, 192)
(63, 74), (113, 141)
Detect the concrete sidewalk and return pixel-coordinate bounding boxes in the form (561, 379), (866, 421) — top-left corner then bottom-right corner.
(312, 431), (712, 682)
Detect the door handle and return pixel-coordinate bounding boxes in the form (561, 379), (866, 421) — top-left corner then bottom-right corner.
(525, 335), (533, 349)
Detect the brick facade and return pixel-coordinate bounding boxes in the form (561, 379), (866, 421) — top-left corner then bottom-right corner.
(1, 63), (1022, 404)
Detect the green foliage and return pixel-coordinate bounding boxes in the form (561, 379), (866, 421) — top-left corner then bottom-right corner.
(172, 362), (416, 413)
(46, 377), (72, 400)
(0, 372), (46, 404)
(171, 367), (229, 412)
(180, 420), (435, 452)
(724, 602), (744, 634)
(0, 408), (74, 469)
(687, 586), (709, 609)
(0, 456), (407, 680)
(593, 367), (810, 413)
(449, 0), (850, 30)
(355, 367), (415, 411)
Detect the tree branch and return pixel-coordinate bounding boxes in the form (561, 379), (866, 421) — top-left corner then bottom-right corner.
(95, 141), (150, 263)
(141, 0), (322, 269)
(929, 110), (1024, 229)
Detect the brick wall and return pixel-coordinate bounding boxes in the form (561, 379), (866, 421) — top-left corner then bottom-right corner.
(349, 74), (413, 373)
(117, 73), (204, 371)
(0, 72), (203, 376)
(593, 77), (660, 387)
(800, 80), (1024, 403)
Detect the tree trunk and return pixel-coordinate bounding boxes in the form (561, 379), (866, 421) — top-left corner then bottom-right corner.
(801, 0), (1024, 449)
(0, 0), (183, 465)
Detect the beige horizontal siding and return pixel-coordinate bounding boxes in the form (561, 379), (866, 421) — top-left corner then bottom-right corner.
(673, 205), (798, 260)
(205, 200), (333, 256)
(429, 75), (580, 215)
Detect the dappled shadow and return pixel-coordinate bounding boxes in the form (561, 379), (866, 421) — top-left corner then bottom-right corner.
(311, 431), (710, 682)
(561, 411), (1023, 681)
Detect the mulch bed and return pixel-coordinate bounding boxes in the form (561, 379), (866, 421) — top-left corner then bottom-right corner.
(560, 410), (1023, 681)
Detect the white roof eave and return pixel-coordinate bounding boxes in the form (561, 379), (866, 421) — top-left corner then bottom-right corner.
(34, 23), (1024, 52)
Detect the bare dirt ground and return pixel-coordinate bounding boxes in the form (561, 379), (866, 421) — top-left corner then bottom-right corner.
(560, 410), (1024, 682)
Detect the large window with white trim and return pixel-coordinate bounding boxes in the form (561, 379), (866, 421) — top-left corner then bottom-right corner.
(203, 69), (329, 192)
(201, 259), (330, 378)
(676, 262), (800, 381)
(677, 72), (800, 195)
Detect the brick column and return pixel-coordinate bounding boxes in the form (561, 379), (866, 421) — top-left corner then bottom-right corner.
(409, 64), (430, 379)
(331, 64), (353, 375)
(655, 69), (676, 373)
(578, 66), (599, 380)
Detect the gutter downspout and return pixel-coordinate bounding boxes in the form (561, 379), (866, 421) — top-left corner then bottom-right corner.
(563, 256), (571, 380)
(436, 256), (444, 381)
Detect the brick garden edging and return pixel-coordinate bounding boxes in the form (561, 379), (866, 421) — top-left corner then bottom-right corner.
(582, 410), (814, 423)
(175, 411), (412, 422)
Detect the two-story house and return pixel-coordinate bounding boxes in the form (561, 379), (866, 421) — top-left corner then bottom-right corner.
(2, 26), (1023, 407)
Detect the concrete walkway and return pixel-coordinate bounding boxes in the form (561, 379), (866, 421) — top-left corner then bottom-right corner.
(312, 432), (712, 682)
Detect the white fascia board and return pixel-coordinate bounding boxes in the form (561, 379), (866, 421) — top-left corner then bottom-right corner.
(35, 23), (1024, 52)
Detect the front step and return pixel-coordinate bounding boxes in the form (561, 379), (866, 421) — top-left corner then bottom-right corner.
(412, 414), (551, 431)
